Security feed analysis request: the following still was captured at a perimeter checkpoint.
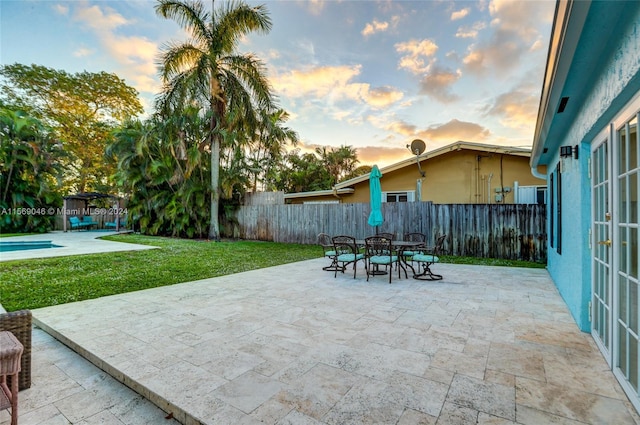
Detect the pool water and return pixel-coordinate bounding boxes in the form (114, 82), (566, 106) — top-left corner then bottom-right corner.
(0, 241), (62, 252)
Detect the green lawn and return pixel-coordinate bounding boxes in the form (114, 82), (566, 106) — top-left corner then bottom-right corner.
(0, 233), (545, 312)
(0, 234), (320, 311)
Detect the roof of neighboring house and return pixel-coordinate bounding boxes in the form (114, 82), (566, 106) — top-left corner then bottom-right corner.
(334, 141), (532, 189)
(283, 188), (354, 200)
(283, 141), (532, 200)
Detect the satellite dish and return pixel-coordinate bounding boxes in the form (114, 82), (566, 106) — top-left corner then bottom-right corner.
(410, 139), (426, 155)
(406, 139), (426, 178)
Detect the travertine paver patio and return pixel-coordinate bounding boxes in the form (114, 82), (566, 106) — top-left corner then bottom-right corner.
(7, 259), (640, 424)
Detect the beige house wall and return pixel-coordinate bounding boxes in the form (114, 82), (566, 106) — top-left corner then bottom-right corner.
(287, 149), (546, 204)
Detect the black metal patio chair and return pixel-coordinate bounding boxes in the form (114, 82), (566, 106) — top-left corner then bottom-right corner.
(364, 236), (400, 284)
(331, 235), (365, 279)
(411, 234), (446, 280)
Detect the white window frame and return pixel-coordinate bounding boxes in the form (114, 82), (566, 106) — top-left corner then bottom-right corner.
(382, 191), (415, 203)
(516, 185), (548, 204)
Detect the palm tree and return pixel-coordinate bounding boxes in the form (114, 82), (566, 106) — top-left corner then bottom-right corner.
(155, 0), (273, 240)
(248, 108), (298, 192)
(315, 145), (359, 185)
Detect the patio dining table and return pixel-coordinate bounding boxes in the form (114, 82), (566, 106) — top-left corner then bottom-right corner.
(356, 239), (425, 279)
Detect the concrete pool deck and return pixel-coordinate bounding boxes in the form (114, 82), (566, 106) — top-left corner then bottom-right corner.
(0, 231), (157, 262)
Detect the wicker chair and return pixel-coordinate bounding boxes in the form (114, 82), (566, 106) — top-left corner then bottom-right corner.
(0, 310), (31, 390)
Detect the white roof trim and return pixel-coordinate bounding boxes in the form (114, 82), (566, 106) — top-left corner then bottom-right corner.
(334, 141), (532, 189)
(283, 188), (354, 199)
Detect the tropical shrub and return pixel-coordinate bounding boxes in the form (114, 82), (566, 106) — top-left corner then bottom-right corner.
(0, 109), (64, 233)
(108, 113), (211, 239)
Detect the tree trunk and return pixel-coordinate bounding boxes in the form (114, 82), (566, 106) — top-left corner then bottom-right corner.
(209, 132), (221, 241)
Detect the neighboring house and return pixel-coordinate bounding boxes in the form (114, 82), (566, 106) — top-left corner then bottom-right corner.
(285, 141), (546, 204)
(531, 0), (640, 412)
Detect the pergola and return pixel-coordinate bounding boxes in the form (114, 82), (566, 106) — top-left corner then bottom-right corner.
(62, 192), (123, 232)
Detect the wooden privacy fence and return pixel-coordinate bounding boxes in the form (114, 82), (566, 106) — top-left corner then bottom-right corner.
(235, 202), (547, 262)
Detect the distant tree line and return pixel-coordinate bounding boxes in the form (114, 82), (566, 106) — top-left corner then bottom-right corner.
(0, 0), (369, 237)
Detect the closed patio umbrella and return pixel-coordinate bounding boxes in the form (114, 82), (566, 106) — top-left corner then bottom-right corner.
(367, 164), (384, 232)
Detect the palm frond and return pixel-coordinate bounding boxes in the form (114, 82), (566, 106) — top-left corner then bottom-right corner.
(155, 0), (211, 42)
(214, 1), (272, 54)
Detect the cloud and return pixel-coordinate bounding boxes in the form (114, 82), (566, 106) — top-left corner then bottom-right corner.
(362, 19), (389, 37)
(451, 8), (470, 21)
(485, 78), (541, 130)
(271, 65), (362, 98)
(74, 3), (129, 32)
(418, 119), (491, 142)
(53, 4), (69, 16)
(395, 39), (438, 74)
(297, 0), (326, 16)
(365, 86), (404, 108)
(70, 2), (160, 95)
(73, 47), (94, 58)
(271, 65), (403, 109)
(419, 65), (462, 103)
(357, 145), (408, 167)
(489, 0), (553, 40)
(456, 21), (487, 39)
(386, 120), (418, 136)
(463, 0), (554, 75)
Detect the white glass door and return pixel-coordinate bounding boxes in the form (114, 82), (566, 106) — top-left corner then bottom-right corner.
(614, 114), (639, 407)
(592, 135), (612, 359)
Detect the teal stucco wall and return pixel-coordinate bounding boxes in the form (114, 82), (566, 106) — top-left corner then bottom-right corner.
(546, 145), (592, 332)
(544, 3), (640, 333)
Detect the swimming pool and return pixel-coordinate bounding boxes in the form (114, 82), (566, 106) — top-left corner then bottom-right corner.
(0, 241), (62, 252)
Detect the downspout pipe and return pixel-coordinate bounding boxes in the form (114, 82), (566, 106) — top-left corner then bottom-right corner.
(332, 187), (342, 202)
(530, 166), (546, 180)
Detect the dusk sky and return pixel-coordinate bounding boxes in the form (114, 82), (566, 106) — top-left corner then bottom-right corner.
(0, 0), (556, 167)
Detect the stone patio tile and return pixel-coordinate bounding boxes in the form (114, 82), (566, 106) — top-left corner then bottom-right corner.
(275, 363), (363, 419)
(542, 349), (622, 399)
(517, 320), (593, 351)
(137, 359), (228, 406)
(0, 404), (69, 425)
(249, 397), (294, 424)
(177, 393), (259, 425)
(201, 350), (266, 380)
(384, 371), (449, 417)
(396, 408), (437, 425)
(422, 325), (470, 354)
(515, 404), (587, 425)
(277, 410), (325, 425)
(431, 349), (487, 379)
(332, 342), (432, 380)
(436, 401), (479, 424)
(516, 376), (638, 424)
(53, 373), (146, 423)
(212, 371), (284, 414)
(486, 342), (545, 381)
(477, 412), (518, 424)
(321, 379), (404, 425)
(446, 374), (516, 421)
(76, 409), (125, 425)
